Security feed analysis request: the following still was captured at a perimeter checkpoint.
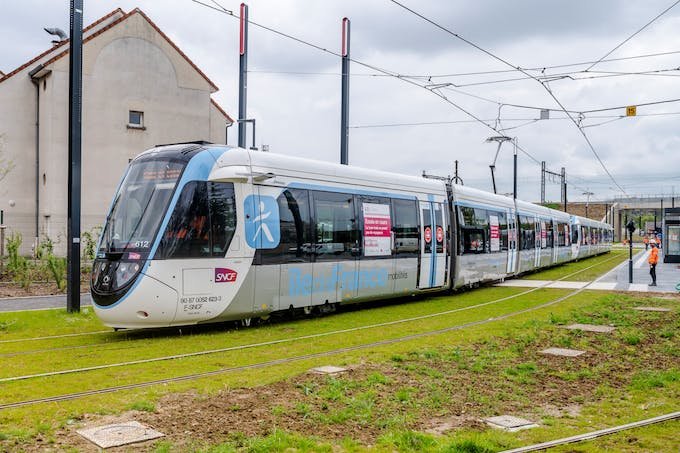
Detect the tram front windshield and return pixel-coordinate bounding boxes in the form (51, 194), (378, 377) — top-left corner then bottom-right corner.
(100, 159), (185, 255)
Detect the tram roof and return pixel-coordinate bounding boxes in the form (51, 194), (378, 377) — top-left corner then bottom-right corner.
(212, 145), (449, 195)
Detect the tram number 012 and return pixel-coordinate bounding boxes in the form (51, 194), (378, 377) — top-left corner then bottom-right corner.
(134, 240), (150, 248)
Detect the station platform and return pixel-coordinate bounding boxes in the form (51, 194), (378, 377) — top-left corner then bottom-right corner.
(498, 249), (680, 294)
(596, 248), (680, 293)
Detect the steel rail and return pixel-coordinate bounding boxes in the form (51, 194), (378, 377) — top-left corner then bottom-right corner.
(501, 411), (680, 452)
(0, 278), (598, 410)
(0, 253), (624, 376)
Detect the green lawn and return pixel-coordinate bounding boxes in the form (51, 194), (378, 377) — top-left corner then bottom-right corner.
(0, 256), (677, 451)
(521, 250), (630, 281)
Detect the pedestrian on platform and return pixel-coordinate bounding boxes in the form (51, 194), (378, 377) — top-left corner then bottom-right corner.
(649, 242), (659, 286)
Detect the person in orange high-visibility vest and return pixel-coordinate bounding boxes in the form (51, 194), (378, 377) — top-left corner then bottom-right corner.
(648, 242), (659, 286)
(643, 236), (649, 250)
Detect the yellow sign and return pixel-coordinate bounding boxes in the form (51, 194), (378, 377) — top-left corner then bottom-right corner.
(626, 106), (637, 116)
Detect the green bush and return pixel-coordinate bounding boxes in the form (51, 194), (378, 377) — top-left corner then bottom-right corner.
(47, 254), (67, 290)
(6, 232), (31, 289)
(81, 226), (102, 261)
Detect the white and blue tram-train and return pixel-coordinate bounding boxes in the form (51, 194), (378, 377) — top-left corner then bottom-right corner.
(91, 143), (613, 329)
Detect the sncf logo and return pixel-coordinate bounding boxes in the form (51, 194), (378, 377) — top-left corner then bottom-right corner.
(215, 268), (238, 283)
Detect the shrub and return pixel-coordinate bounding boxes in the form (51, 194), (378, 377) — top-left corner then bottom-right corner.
(81, 227), (101, 261)
(6, 233), (31, 289)
(47, 254), (67, 290)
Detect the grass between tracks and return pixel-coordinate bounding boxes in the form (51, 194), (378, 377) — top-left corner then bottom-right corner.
(0, 252), (677, 451)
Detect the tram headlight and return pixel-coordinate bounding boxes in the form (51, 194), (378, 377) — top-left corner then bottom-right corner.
(114, 262), (138, 290)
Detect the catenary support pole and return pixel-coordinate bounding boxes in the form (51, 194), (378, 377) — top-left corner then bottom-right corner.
(562, 167), (567, 212)
(340, 18), (350, 165)
(237, 3), (248, 149)
(540, 161), (545, 204)
(512, 138), (517, 200)
(67, 0), (83, 313)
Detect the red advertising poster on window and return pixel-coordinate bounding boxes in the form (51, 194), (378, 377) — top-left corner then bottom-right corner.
(363, 203), (392, 256)
(489, 214), (500, 252)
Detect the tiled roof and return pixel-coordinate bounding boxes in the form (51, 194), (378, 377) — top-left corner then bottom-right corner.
(0, 7), (220, 92)
(211, 98), (235, 123)
(0, 8), (124, 84)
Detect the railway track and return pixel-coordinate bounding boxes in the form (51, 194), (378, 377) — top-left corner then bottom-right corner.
(0, 276), (597, 410)
(502, 411), (680, 452)
(0, 251), (624, 360)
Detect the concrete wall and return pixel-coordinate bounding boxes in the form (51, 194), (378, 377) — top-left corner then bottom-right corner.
(0, 10), (231, 255)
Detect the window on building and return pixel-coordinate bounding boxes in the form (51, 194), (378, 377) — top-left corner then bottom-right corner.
(128, 110), (144, 129)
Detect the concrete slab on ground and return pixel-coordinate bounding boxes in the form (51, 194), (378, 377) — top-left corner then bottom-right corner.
(540, 347), (586, 357)
(484, 415), (538, 432)
(77, 421), (164, 448)
(309, 365), (348, 375)
(633, 306), (672, 312)
(564, 323), (615, 333)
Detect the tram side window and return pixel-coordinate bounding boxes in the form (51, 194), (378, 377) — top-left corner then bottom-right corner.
(260, 189), (312, 264)
(434, 205), (444, 254)
(581, 226), (589, 245)
(557, 223), (565, 247)
(312, 191), (358, 261)
(497, 211), (509, 251)
(358, 196), (393, 259)
(157, 181), (236, 259)
(545, 220), (554, 248)
(208, 182), (237, 256)
(458, 206), (490, 254)
(486, 209), (506, 252)
(571, 225), (579, 245)
(519, 215), (536, 250)
(392, 199), (419, 257)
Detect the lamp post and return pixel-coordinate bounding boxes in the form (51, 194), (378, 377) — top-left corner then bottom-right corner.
(626, 220), (635, 283)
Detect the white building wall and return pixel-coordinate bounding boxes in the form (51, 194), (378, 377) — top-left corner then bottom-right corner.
(0, 10), (231, 255)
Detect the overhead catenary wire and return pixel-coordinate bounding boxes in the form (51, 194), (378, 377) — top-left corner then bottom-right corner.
(388, 0), (631, 195)
(191, 0), (561, 176)
(584, 0), (680, 71)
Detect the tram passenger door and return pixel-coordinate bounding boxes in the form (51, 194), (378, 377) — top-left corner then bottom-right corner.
(418, 201), (445, 289)
(534, 216), (541, 268)
(507, 209), (517, 274)
(433, 203), (446, 287)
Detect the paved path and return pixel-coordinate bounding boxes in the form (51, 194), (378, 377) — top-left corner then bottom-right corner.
(0, 293), (92, 312)
(498, 249), (680, 293)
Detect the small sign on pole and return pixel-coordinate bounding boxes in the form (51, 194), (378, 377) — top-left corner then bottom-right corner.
(626, 106), (637, 117)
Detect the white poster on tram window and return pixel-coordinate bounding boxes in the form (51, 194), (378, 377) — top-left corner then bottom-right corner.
(363, 203), (392, 256)
(489, 214), (500, 252)
(541, 221), (547, 248)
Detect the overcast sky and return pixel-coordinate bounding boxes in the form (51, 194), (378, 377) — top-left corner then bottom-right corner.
(3, 1), (680, 203)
